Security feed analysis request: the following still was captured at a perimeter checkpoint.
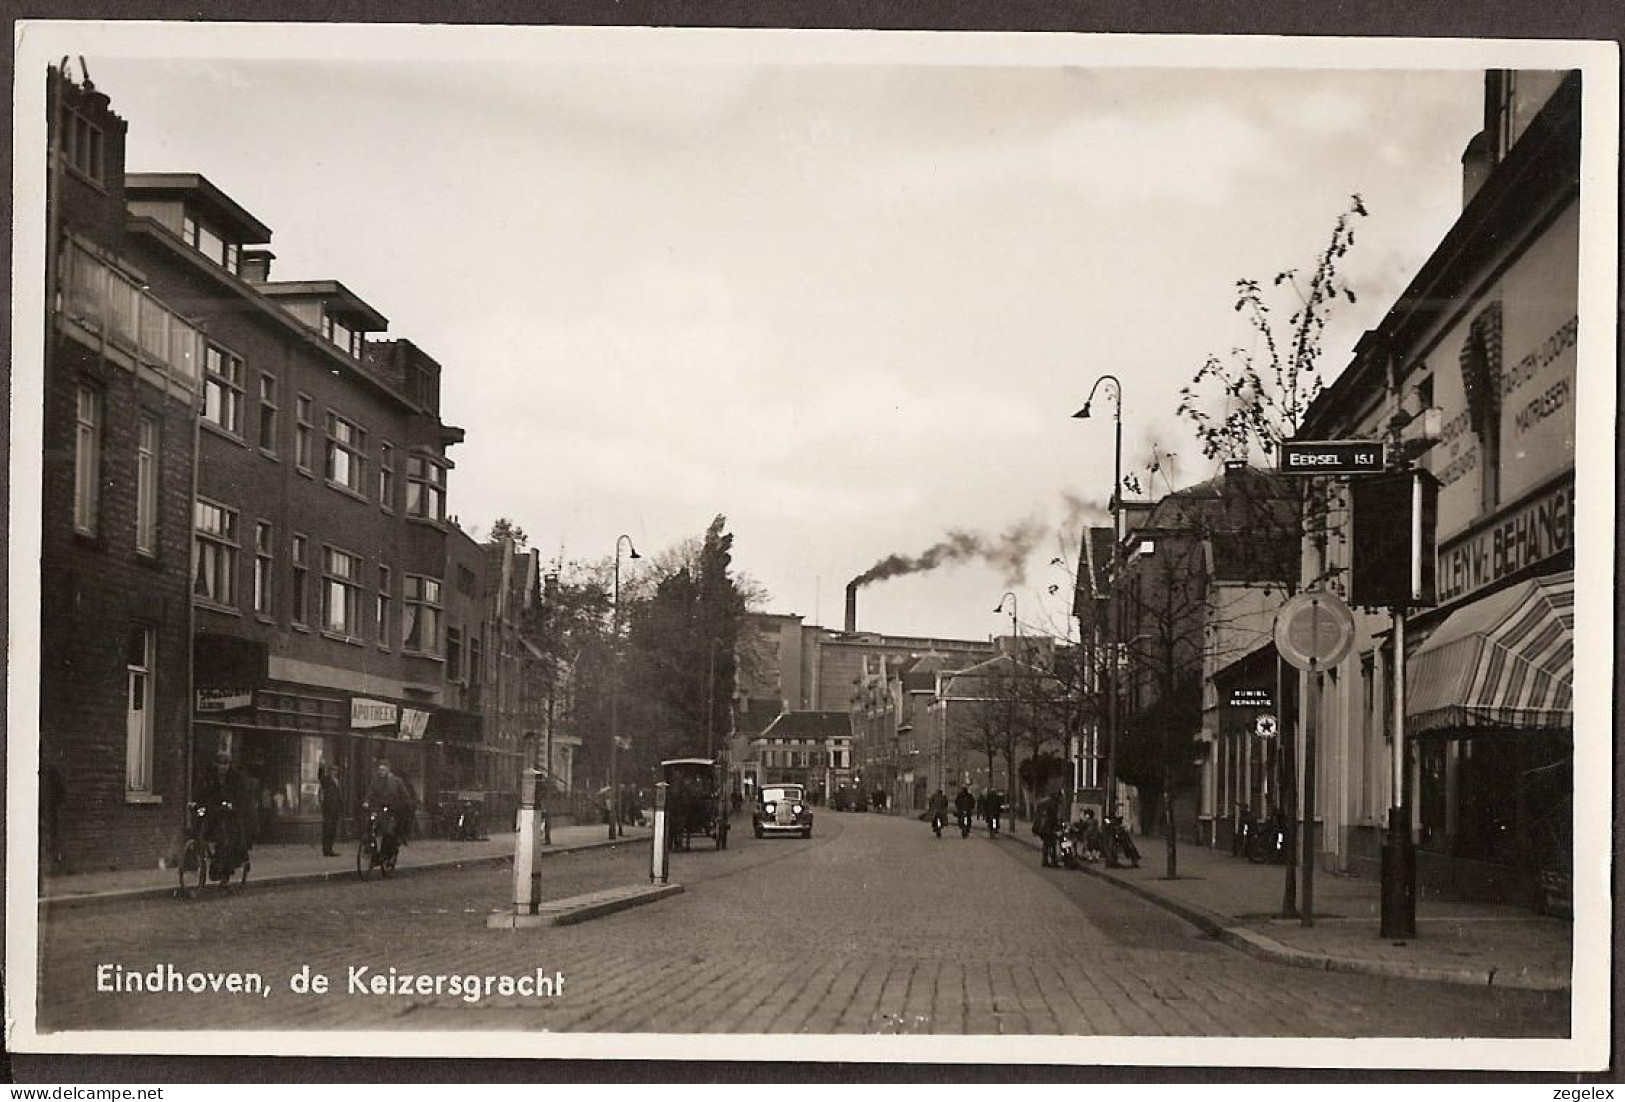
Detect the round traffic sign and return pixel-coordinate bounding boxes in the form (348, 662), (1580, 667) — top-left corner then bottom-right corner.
(1274, 590), (1357, 672)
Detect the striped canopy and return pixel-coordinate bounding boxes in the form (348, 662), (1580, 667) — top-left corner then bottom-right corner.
(1406, 571), (1574, 735)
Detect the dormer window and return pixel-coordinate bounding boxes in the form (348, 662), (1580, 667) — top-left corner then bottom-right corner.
(181, 213), (240, 275)
(321, 312), (364, 358)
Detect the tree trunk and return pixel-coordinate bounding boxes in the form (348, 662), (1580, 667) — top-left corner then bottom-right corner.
(1164, 744), (1178, 879)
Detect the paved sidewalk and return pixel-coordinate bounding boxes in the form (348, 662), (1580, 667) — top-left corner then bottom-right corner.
(39, 822), (654, 910)
(1010, 826), (1571, 991)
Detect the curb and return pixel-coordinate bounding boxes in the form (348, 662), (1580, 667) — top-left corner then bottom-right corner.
(1006, 828), (1568, 993)
(38, 834), (650, 912)
(486, 882), (684, 928)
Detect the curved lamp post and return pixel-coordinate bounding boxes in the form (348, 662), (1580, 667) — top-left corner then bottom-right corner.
(1074, 375), (1124, 862)
(609, 533), (640, 839)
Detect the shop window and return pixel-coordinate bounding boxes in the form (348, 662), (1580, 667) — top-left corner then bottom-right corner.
(1417, 740), (1448, 850)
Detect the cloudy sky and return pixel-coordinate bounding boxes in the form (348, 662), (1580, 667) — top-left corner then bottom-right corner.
(66, 29), (1490, 640)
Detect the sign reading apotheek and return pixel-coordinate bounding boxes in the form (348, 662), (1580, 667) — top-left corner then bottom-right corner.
(351, 697), (399, 729)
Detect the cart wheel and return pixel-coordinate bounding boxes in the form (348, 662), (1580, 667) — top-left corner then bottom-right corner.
(356, 837), (373, 880)
(177, 840), (205, 899)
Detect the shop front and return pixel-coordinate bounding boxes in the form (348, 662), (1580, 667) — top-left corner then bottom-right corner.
(1208, 645), (1295, 853)
(1404, 568), (1573, 910)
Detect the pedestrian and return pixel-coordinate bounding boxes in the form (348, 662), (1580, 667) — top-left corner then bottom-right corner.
(1079, 809), (1103, 863)
(1034, 791), (1061, 867)
(197, 749), (259, 877)
(318, 763), (345, 856)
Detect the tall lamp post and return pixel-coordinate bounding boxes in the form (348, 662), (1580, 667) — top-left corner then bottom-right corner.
(1074, 374), (1124, 864)
(993, 592), (1018, 808)
(609, 533), (640, 840)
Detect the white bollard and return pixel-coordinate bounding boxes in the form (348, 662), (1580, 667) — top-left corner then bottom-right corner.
(512, 768), (541, 916)
(650, 782), (669, 885)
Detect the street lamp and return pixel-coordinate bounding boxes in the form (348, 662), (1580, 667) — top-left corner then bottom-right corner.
(609, 533), (639, 840)
(1074, 374), (1124, 864)
(993, 592), (1019, 809)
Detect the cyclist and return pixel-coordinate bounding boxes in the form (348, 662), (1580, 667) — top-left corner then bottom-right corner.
(926, 788), (948, 837)
(953, 785), (977, 837)
(196, 749), (258, 879)
(362, 758), (415, 859)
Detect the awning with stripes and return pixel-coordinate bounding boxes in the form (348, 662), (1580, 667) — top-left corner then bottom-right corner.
(1406, 571), (1574, 735)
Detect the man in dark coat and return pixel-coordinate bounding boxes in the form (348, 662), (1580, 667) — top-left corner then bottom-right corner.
(318, 763), (345, 856)
(1035, 791), (1062, 867)
(197, 749), (259, 876)
(363, 759), (415, 855)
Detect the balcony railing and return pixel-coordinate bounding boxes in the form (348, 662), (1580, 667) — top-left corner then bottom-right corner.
(58, 240), (201, 397)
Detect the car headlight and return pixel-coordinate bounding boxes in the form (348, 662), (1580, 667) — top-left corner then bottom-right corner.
(793, 804), (804, 814)
(763, 802), (776, 815)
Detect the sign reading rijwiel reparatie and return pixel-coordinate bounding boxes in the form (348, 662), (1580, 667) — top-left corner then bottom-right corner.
(1435, 473), (1574, 605)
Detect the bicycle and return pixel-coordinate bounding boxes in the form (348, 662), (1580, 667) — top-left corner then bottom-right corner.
(356, 805), (401, 880)
(178, 800), (250, 898)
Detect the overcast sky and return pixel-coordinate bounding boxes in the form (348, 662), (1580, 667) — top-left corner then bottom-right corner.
(78, 32), (1487, 641)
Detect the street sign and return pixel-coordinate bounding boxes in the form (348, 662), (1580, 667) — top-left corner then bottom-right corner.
(1274, 590), (1357, 672)
(1254, 714), (1278, 739)
(1228, 686), (1273, 710)
(1278, 439), (1385, 475)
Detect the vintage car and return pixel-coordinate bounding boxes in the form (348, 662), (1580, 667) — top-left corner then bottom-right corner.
(753, 783), (813, 839)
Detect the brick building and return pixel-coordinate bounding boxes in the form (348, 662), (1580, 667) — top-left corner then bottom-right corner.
(40, 67), (202, 871)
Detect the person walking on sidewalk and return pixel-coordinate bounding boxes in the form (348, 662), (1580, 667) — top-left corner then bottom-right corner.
(318, 763), (345, 856)
(1034, 790), (1062, 867)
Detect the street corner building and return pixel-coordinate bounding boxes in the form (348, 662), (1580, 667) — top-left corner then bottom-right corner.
(37, 66), (564, 874)
(1197, 70), (1580, 911)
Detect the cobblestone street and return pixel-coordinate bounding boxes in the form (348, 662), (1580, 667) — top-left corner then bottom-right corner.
(37, 811), (1568, 1037)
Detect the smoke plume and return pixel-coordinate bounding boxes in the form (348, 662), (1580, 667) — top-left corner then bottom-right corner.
(850, 515), (1051, 589)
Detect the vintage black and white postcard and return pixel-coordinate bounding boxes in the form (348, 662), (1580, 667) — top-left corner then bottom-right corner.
(7, 20), (1616, 1070)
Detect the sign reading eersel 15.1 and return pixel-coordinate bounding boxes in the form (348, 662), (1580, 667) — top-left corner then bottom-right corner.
(1277, 440), (1385, 475)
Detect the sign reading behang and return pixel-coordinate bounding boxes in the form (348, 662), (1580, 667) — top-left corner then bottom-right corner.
(351, 697), (399, 729)
(1435, 474), (1573, 605)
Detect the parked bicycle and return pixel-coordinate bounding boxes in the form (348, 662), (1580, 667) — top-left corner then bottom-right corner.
(178, 800), (250, 898)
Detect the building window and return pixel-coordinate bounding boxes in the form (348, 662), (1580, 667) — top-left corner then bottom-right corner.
(136, 414), (159, 555)
(291, 534), (309, 627)
(447, 626), (464, 683)
(295, 395), (314, 471)
(406, 455), (447, 522)
(322, 546), (363, 638)
(376, 565), (392, 650)
(126, 626), (154, 794)
(193, 499), (238, 607)
(181, 213), (239, 275)
(403, 575), (442, 655)
(66, 110), (105, 183)
(379, 442), (395, 510)
(73, 385), (101, 536)
(253, 521), (274, 617)
(469, 635), (483, 689)
(258, 374), (278, 453)
(203, 344), (244, 435)
(324, 411), (367, 493)
(320, 312), (363, 357)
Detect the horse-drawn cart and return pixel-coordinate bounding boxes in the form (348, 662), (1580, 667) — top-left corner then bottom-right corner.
(660, 757), (730, 850)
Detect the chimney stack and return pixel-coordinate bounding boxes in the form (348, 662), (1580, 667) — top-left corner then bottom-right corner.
(845, 580), (859, 634)
(241, 249), (275, 283)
